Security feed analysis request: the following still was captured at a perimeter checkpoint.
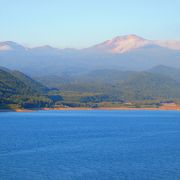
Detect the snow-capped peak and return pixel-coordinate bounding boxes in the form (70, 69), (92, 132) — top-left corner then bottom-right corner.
(94, 35), (151, 53)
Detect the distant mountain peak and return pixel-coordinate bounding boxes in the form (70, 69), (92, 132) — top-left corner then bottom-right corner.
(31, 45), (61, 54)
(155, 40), (180, 50)
(0, 41), (27, 51)
(33, 45), (56, 50)
(1, 35), (180, 55)
(91, 35), (180, 53)
(93, 34), (151, 53)
(113, 34), (145, 41)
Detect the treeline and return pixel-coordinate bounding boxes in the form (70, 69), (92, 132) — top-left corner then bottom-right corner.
(0, 68), (63, 109)
(1, 65), (180, 110)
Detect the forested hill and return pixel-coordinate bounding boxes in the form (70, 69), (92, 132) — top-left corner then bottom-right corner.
(0, 69), (35, 97)
(1, 65), (180, 110)
(11, 70), (48, 93)
(0, 68), (53, 109)
(36, 66), (180, 102)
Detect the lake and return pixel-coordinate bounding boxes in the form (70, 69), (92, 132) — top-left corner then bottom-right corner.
(0, 110), (180, 180)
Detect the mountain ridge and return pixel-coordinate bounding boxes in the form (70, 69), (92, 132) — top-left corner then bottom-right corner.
(1, 35), (180, 53)
(0, 35), (180, 76)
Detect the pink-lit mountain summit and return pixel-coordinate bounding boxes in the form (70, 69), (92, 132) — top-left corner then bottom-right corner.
(93, 35), (180, 53)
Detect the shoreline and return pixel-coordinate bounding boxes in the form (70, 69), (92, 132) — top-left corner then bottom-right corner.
(42, 106), (180, 111)
(0, 109), (35, 113)
(1, 105), (180, 112)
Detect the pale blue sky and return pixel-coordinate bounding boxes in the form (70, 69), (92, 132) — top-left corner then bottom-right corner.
(0, 0), (180, 48)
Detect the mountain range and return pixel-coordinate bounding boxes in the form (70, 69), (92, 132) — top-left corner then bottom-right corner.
(1, 34), (180, 108)
(1, 35), (180, 53)
(36, 65), (180, 101)
(1, 64), (180, 109)
(0, 35), (180, 76)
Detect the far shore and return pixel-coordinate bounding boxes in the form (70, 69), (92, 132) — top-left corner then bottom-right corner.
(41, 105), (180, 111)
(0, 109), (35, 112)
(1, 104), (180, 112)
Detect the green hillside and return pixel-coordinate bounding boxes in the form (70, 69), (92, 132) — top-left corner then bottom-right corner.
(120, 72), (180, 100)
(1, 66), (180, 109)
(0, 69), (35, 97)
(0, 68), (52, 109)
(38, 69), (180, 104)
(41, 70), (180, 99)
(11, 70), (48, 93)
(150, 65), (180, 82)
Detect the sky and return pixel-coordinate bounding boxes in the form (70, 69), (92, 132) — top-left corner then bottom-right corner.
(0, 0), (180, 48)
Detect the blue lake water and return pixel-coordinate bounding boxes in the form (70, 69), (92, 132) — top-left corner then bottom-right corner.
(0, 110), (180, 180)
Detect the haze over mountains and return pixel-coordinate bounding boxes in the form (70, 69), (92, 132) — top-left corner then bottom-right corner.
(1, 65), (180, 107)
(1, 35), (180, 53)
(0, 35), (180, 76)
(1, 34), (180, 109)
